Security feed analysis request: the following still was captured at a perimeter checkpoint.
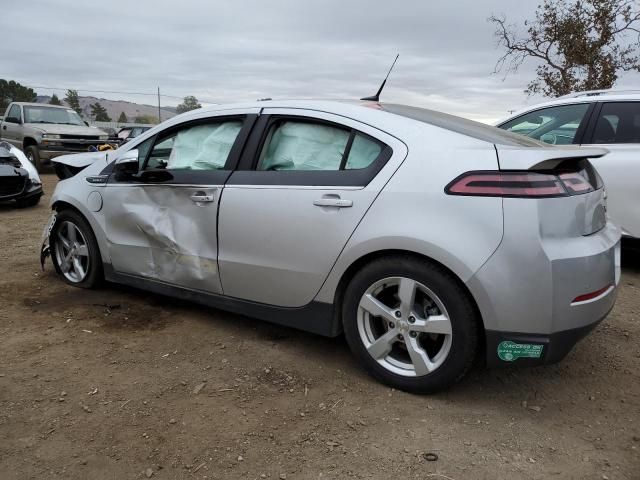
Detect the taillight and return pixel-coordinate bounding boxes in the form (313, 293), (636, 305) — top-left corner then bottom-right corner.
(446, 171), (566, 198)
(445, 169), (600, 198)
(557, 172), (595, 194)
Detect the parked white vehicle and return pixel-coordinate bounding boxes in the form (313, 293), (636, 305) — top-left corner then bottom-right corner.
(496, 90), (640, 238)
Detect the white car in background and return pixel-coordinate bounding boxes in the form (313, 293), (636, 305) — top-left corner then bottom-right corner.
(496, 90), (640, 238)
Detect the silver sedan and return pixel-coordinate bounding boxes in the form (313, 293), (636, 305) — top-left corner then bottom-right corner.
(41, 100), (621, 393)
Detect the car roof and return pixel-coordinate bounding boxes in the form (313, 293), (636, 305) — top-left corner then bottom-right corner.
(170, 99), (540, 147)
(496, 89), (640, 125)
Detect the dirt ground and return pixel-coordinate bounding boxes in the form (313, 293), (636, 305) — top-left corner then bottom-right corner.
(0, 174), (638, 480)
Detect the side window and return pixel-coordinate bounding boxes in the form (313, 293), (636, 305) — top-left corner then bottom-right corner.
(258, 120), (349, 171)
(345, 134), (382, 170)
(500, 103), (590, 145)
(256, 120), (383, 171)
(7, 104), (21, 122)
(134, 136), (154, 169)
(144, 120), (243, 171)
(592, 102), (640, 144)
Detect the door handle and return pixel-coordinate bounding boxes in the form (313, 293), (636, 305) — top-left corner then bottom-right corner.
(313, 198), (353, 208)
(190, 192), (215, 203)
(2, 125), (6, 130)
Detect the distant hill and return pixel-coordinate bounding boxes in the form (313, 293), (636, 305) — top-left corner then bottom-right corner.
(35, 95), (177, 123)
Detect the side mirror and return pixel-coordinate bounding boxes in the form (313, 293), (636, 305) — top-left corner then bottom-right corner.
(114, 149), (139, 179)
(532, 116), (545, 125)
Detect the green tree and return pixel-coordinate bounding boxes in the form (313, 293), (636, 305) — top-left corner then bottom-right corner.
(64, 89), (82, 116)
(490, 0), (640, 96)
(117, 111), (128, 123)
(90, 102), (111, 122)
(49, 93), (62, 105)
(134, 115), (158, 124)
(176, 95), (201, 114)
(0, 79), (37, 111)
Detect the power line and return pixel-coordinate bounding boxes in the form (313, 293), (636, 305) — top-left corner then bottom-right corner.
(30, 85), (185, 100)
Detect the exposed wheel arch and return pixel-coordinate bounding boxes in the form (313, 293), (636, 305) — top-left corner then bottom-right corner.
(51, 200), (105, 261)
(332, 249), (485, 353)
(23, 137), (38, 149)
(52, 200), (83, 216)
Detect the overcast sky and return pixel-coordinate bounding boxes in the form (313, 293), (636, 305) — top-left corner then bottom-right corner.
(4, 0), (640, 123)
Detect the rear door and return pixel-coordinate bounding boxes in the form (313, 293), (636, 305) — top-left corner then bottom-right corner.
(581, 101), (640, 237)
(217, 108), (408, 307)
(101, 109), (258, 293)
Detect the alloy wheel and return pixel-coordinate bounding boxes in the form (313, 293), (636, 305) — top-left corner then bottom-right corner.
(357, 276), (453, 377)
(54, 220), (90, 283)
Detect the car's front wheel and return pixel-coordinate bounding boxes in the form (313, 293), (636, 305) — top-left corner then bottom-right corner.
(50, 209), (103, 288)
(342, 255), (479, 393)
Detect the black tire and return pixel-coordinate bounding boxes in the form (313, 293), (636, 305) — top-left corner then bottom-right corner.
(25, 146), (43, 172)
(342, 255), (479, 394)
(15, 195), (41, 208)
(50, 209), (103, 289)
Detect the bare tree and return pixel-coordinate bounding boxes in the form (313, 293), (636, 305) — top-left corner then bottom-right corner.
(490, 0), (640, 96)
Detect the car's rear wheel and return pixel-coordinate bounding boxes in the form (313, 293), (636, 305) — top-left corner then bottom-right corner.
(342, 255), (479, 393)
(50, 210), (103, 288)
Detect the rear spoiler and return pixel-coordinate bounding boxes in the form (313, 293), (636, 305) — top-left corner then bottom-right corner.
(495, 145), (609, 171)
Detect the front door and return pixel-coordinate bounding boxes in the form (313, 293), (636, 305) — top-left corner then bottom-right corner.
(2, 104), (23, 148)
(218, 108), (407, 307)
(102, 111), (257, 293)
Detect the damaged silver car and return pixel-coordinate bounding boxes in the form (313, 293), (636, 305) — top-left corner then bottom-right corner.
(41, 100), (620, 393)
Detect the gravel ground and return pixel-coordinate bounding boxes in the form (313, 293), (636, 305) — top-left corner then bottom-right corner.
(0, 174), (638, 480)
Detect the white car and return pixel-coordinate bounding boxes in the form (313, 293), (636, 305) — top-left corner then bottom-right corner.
(496, 89), (640, 238)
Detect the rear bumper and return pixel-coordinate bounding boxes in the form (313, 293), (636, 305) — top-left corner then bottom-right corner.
(467, 216), (621, 367)
(484, 305), (611, 368)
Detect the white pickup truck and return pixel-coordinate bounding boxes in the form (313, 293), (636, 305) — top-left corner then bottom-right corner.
(0, 102), (108, 171)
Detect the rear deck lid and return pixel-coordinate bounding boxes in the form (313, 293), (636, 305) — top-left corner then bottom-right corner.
(495, 144), (609, 171)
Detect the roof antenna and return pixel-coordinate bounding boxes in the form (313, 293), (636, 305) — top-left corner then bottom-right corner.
(361, 54), (399, 102)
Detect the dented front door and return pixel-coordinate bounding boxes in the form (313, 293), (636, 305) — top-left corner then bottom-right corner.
(105, 183), (224, 291)
(101, 112), (257, 293)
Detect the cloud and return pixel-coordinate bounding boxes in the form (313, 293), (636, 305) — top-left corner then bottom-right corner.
(3, 0), (639, 123)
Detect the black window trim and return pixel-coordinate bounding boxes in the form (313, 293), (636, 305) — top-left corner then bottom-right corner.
(497, 102), (595, 145)
(104, 114), (258, 184)
(228, 113), (393, 187)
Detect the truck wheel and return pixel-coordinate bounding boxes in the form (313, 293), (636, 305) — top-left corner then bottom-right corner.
(25, 146), (42, 172)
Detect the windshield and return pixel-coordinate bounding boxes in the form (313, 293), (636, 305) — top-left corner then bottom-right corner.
(24, 106), (85, 126)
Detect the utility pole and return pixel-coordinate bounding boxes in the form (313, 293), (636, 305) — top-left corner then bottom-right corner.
(157, 86), (161, 123)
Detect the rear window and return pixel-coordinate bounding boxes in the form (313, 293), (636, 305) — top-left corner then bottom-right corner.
(380, 103), (544, 147)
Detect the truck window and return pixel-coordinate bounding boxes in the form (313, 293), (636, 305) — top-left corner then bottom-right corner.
(6, 104), (21, 122)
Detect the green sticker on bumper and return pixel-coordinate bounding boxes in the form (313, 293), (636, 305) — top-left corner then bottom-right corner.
(497, 341), (544, 362)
